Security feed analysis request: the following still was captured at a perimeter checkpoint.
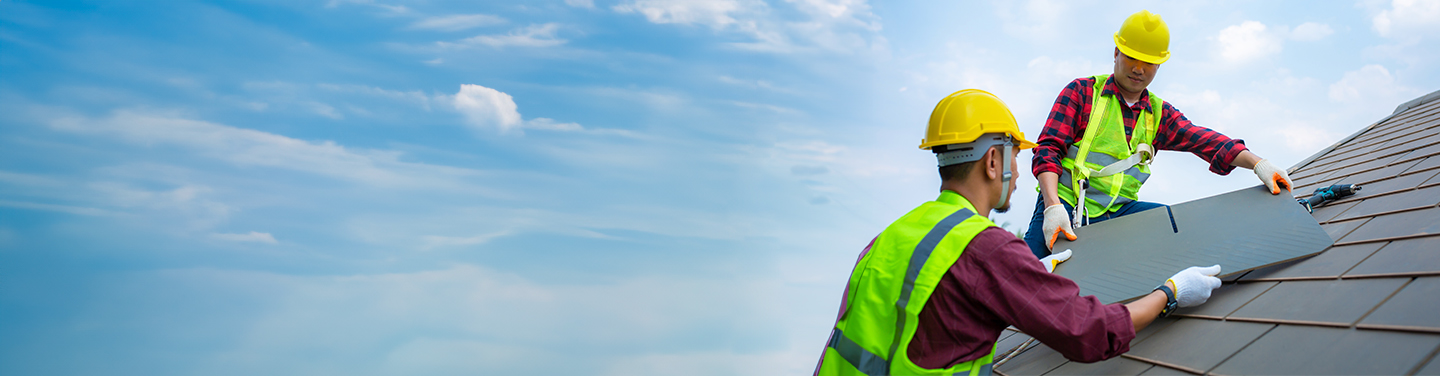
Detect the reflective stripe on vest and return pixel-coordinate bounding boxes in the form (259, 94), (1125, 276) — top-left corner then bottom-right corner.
(1057, 74), (1163, 217)
(817, 191), (997, 376)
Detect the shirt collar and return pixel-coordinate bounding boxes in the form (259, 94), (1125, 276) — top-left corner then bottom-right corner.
(1101, 75), (1154, 112)
(938, 190), (979, 212)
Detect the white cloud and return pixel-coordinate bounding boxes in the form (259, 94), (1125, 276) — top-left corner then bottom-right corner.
(1216, 21), (1283, 62)
(419, 230), (512, 249)
(1329, 64), (1396, 101)
(212, 231), (278, 244)
(613, 0), (747, 29)
(612, 0), (883, 54)
(440, 23), (566, 48)
(994, 0), (1073, 43)
(450, 84), (596, 135)
(566, 0), (596, 9)
(1289, 22), (1334, 41)
(47, 111), (492, 190)
(407, 14), (506, 32)
(453, 84), (524, 132)
(324, 0), (410, 15)
(1373, 0), (1440, 38)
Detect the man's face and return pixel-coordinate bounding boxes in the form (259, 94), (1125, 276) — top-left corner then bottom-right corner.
(1112, 49), (1159, 96)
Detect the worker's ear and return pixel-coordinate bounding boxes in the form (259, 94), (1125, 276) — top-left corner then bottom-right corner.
(985, 146), (1002, 180)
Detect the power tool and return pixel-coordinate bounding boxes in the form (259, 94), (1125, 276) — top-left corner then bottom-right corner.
(1297, 184), (1362, 213)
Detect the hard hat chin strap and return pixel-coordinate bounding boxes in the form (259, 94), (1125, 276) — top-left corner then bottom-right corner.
(998, 137), (1014, 207)
(936, 133), (1017, 208)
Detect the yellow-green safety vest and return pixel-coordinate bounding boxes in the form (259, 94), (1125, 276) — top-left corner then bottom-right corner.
(818, 191), (997, 376)
(1057, 74), (1164, 216)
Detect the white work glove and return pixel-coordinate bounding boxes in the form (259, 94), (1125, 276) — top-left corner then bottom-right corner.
(1042, 204), (1077, 250)
(1253, 159), (1293, 196)
(1166, 265), (1223, 307)
(1039, 249), (1072, 273)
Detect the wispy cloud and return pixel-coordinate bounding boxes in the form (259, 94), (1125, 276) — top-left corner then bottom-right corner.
(324, 0), (411, 15)
(212, 231), (278, 244)
(46, 110), (492, 190)
(441, 23), (567, 49)
(419, 230), (513, 249)
(612, 0), (883, 54)
(408, 14), (507, 32)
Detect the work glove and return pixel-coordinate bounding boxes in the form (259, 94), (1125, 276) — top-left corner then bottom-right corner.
(1042, 204), (1077, 250)
(1039, 249), (1072, 273)
(1253, 159), (1293, 196)
(1166, 265), (1223, 307)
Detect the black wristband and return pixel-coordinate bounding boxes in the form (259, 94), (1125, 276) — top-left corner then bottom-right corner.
(1154, 284), (1178, 318)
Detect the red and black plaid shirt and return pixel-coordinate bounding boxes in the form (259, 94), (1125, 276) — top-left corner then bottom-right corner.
(1031, 76), (1248, 177)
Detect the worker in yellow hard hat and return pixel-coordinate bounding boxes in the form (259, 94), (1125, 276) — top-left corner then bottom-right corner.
(1023, 10), (1295, 260)
(815, 89), (1224, 375)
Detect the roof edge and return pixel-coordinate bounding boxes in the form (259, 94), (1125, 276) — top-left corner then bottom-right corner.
(1393, 88), (1440, 115)
(1289, 88), (1440, 173)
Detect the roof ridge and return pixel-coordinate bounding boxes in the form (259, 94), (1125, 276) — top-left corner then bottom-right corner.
(1394, 88), (1440, 116)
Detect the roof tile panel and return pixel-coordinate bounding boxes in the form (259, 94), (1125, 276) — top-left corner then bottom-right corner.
(1239, 242), (1387, 280)
(1135, 366), (1192, 375)
(1226, 279), (1408, 325)
(995, 342), (1068, 376)
(1336, 157), (1426, 185)
(1122, 319), (1272, 372)
(1328, 185), (1440, 222)
(1320, 217), (1369, 240)
(1308, 200), (1358, 223)
(1360, 277), (1440, 331)
(1171, 282), (1275, 318)
(1042, 356), (1153, 376)
(1209, 325), (1440, 376)
(1344, 236), (1440, 277)
(1340, 207), (1440, 243)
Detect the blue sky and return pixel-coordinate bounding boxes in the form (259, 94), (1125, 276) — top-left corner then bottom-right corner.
(2, 0), (1439, 374)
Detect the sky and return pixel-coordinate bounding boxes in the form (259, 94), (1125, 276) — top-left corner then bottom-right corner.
(2, 0), (1439, 375)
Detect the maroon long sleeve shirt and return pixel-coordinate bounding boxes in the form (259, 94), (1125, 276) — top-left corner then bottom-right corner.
(908, 227), (1136, 368)
(1031, 76), (1249, 178)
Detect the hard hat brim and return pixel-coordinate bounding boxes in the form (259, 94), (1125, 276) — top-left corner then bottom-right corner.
(1115, 34), (1169, 65)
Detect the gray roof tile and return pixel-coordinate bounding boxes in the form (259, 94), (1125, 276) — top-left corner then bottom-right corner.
(1042, 356), (1152, 376)
(1171, 282), (1275, 318)
(1227, 279), (1408, 325)
(1338, 206), (1440, 243)
(1345, 236), (1440, 277)
(1359, 277), (1440, 331)
(1209, 325), (1440, 376)
(1122, 319), (1271, 372)
(1239, 242), (1386, 280)
(1319, 217), (1368, 240)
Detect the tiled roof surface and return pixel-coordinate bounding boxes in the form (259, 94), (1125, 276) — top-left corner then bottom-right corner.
(996, 90), (1440, 376)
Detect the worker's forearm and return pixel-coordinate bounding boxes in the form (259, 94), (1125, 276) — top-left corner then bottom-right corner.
(1125, 280), (1176, 331)
(1038, 172), (1062, 207)
(1231, 150), (1261, 170)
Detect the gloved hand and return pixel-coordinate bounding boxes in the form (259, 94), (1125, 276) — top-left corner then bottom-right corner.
(1039, 249), (1072, 273)
(1253, 159), (1293, 195)
(1042, 204), (1077, 249)
(1167, 265), (1223, 307)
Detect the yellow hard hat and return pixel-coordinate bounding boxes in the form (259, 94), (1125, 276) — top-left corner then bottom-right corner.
(919, 89), (1037, 151)
(1114, 10), (1170, 64)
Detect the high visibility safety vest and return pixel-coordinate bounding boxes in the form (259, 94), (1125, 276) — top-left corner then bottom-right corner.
(818, 191), (997, 376)
(1057, 74), (1164, 217)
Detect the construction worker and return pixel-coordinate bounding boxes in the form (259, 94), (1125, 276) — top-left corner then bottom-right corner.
(815, 89), (1225, 375)
(1023, 10), (1295, 260)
